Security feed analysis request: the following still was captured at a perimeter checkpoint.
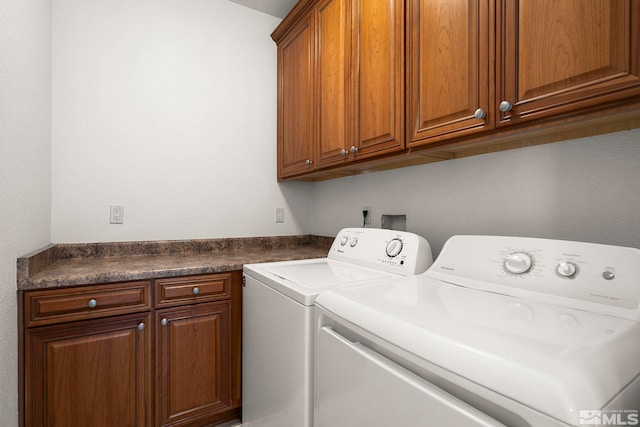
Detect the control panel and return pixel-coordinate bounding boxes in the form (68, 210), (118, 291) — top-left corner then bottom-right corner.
(328, 228), (433, 276)
(427, 235), (640, 321)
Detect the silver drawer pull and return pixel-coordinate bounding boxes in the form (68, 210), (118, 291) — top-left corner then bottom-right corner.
(137, 322), (145, 331)
(192, 287), (200, 295)
(87, 299), (97, 308)
(161, 318), (168, 326)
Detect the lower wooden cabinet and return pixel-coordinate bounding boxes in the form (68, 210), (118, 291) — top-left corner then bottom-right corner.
(21, 272), (242, 427)
(155, 302), (231, 427)
(24, 313), (152, 427)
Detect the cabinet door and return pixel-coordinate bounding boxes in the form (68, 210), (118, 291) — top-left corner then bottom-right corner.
(352, 0), (405, 156)
(497, 0), (640, 126)
(155, 302), (231, 427)
(407, 0), (492, 147)
(278, 15), (315, 179)
(315, 0), (351, 167)
(25, 313), (151, 427)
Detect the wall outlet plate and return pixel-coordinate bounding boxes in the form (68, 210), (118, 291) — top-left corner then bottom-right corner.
(275, 207), (284, 223)
(110, 205), (124, 224)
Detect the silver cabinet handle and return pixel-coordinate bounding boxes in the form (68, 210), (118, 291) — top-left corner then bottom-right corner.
(161, 318), (168, 326)
(192, 287), (200, 295)
(87, 299), (97, 308)
(499, 101), (512, 112)
(350, 146), (358, 154)
(474, 108), (486, 119)
(340, 148), (347, 156)
(305, 159), (313, 165)
(137, 322), (145, 331)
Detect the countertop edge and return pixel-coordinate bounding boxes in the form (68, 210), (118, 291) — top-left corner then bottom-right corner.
(17, 236), (333, 291)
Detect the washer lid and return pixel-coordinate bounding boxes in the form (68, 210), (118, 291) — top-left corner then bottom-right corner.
(316, 276), (640, 425)
(268, 261), (392, 288)
(244, 258), (396, 305)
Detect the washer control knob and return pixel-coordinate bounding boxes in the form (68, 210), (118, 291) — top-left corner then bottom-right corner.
(340, 236), (348, 246)
(386, 238), (403, 258)
(350, 237), (358, 247)
(557, 262), (577, 277)
(505, 252), (532, 274)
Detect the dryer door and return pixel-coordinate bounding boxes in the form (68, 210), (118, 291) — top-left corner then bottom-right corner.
(315, 326), (506, 427)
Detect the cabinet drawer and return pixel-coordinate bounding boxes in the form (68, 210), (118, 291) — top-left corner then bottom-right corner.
(155, 273), (232, 308)
(24, 281), (151, 327)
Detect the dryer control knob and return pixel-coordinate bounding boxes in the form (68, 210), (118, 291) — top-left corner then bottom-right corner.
(505, 252), (532, 274)
(350, 237), (358, 247)
(340, 236), (348, 246)
(557, 262), (577, 277)
(386, 238), (403, 257)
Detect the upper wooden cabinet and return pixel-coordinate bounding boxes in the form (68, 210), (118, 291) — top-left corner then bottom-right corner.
(352, 0), (405, 157)
(277, 14), (315, 177)
(316, 0), (350, 168)
(275, 0), (640, 179)
(408, 0), (640, 148)
(277, 0), (349, 178)
(274, 0), (405, 179)
(407, 0), (493, 146)
(496, 0), (640, 126)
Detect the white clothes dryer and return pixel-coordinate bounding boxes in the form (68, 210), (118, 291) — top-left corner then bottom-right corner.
(315, 235), (640, 427)
(241, 227), (433, 427)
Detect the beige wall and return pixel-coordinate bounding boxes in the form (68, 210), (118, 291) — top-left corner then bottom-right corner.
(51, 0), (312, 243)
(0, 0), (52, 424)
(311, 129), (640, 256)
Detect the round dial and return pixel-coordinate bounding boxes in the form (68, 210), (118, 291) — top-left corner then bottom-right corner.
(350, 237), (358, 247)
(556, 262), (577, 277)
(504, 252), (533, 274)
(340, 236), (348, 246)
(386, 238), (404, 258)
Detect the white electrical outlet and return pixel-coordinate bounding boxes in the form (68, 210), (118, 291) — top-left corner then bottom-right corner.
(110, 205), (124, 224)
(275, 207), (285, 223)
(363, 206), (371, 225)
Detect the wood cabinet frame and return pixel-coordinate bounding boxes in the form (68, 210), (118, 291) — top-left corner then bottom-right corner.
(273, 0), (640, 181)
(19, 271), (242, 427)
(277, 14), (316, 178)
(496, 0), (640, 126)
(155, 302), (231, 426)
(24, 312), (152, 427)
(275, 0), (406, 180)
(407, 0), (493, 146)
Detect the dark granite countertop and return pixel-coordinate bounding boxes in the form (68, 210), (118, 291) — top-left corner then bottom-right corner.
(17, 235), (333, 291)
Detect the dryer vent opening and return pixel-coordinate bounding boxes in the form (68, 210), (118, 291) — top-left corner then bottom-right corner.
(381, 214), (407, 231)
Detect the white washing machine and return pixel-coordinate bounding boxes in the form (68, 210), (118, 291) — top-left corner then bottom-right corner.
(241, 227), (433, 427)
(314, 235), (640, 427)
